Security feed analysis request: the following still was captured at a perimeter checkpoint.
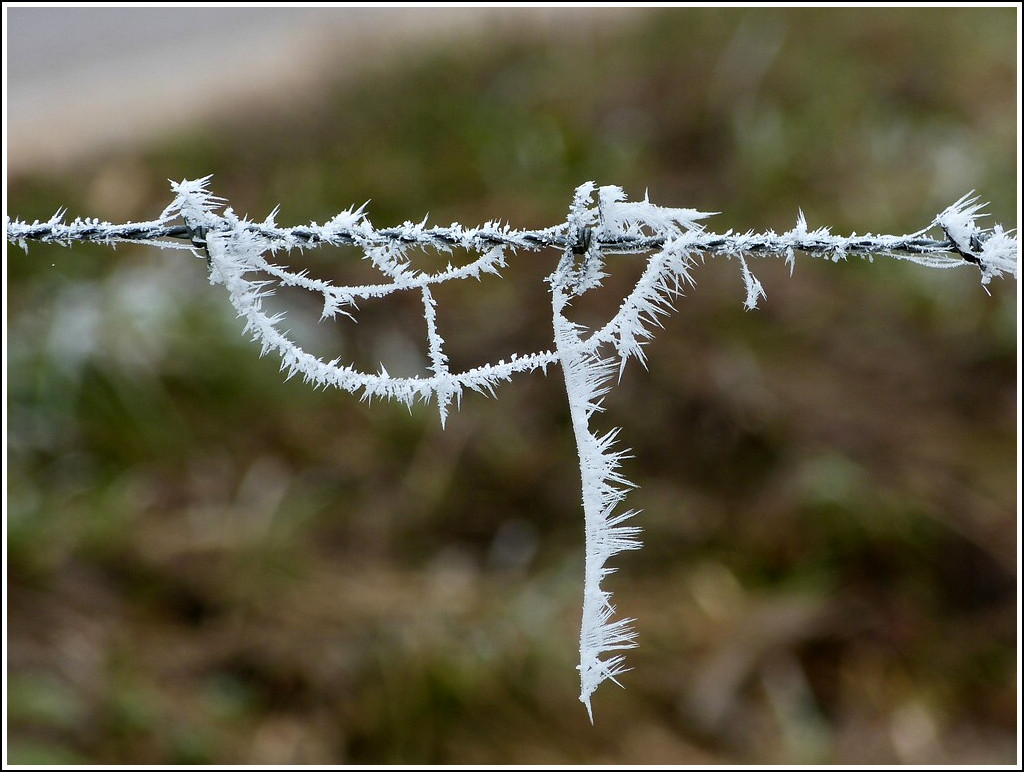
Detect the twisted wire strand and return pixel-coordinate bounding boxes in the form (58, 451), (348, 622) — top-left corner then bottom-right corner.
(3, 215), (981, 262)
(7, 183), (1016, 290)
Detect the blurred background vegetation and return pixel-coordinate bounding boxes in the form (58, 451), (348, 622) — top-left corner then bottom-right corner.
(6, 7), (1018, 764)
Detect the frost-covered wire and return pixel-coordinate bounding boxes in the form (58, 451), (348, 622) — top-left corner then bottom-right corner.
(5, 177), (1018, 719)
(8, 179), (1015, 271)
(550, 186), (717, 720)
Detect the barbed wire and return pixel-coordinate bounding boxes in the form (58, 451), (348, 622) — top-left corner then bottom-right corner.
(3, 209), (999, 264)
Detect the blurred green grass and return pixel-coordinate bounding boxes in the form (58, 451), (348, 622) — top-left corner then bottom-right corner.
(6, 7), (1018, 764)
